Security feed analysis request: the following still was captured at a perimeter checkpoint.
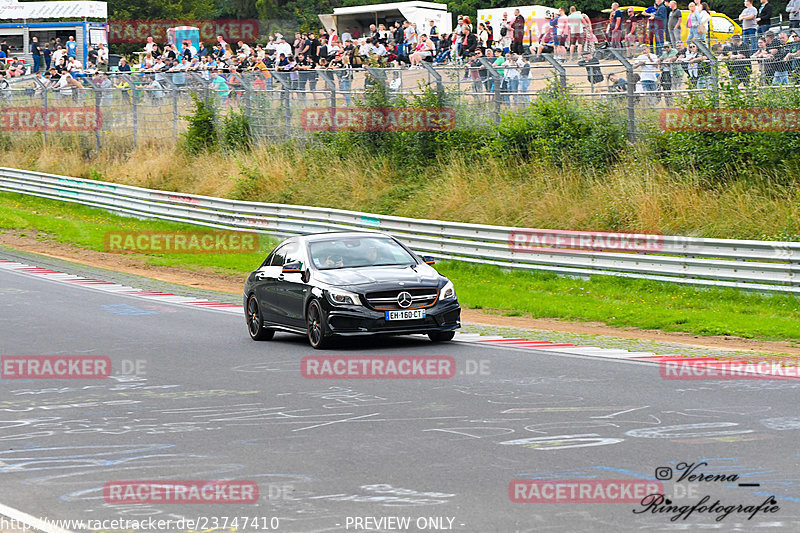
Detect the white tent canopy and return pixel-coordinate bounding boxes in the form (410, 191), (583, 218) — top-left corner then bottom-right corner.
(319, 1), (452, 38)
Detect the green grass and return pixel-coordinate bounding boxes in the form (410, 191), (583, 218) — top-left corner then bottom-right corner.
(438, 261), (800, 341)
(3, 191), (800, 342)
(0, 191), (276, 275)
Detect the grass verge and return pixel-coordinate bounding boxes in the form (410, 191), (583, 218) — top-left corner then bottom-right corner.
(2, 191), (800, 343)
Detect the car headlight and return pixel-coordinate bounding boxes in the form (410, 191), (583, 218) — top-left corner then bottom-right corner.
(326, 289), (362, 306)
(440, 280), (456, 301)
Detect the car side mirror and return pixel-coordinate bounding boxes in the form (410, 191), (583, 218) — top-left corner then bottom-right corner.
(282, 261), (303, 273)
(421, 256), (436, 265)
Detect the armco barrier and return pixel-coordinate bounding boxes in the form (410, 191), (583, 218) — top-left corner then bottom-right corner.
(1, 167), (799, 293)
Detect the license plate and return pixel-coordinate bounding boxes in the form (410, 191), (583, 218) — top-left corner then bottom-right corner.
(385, 309), (426, 321)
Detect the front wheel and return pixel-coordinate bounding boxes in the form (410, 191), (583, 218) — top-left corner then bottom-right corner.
(307, 300), (331, 349)
(247, 296), (274, 341)
(428, 331), (455, 343)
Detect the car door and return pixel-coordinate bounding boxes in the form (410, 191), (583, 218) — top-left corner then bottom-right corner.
(273, 241), (309, 328)
(255, 244), (287, 324)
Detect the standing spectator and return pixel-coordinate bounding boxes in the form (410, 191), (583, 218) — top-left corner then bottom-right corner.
(740, 0), (759, 55)
(502, 52), (521, 102)
(428, 20), (439, 48)
(0, 40), (8, 57)
(722, 34), (752, 86)
(467, 50), (485, 97)
(770, 31), (791, 84)
(568, 6), (584, 60)
(30, 36), (42, 73)
(557, 7), (570, 60)
(751, 36), (772, 83)
(695, 3), (711, 44)
(652, 0), (669, 54)
(609, 2), (624, 48)
(498, 12), (513, 53)
(668, 1), (681, 45)
(756, 0), (773, 37)
(687, 2), (699, 44)
(511, 9), (525, 54)
(633, 46), (659, 92)
(485, 20), (494, 49)
(478, 23), (489, 51)
(66, 35), (77, 59)
(624, 8), (639, 57)
(787, 0), (800, 28)
(52, 46), (65, 68)
(657, 41), (677, 101)
(42, 42), (51, 70)
(681, 41), (702, 86)
(404, 20), (418, 58)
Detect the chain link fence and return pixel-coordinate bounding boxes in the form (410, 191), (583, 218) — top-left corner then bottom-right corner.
(1, 49), (798, 148)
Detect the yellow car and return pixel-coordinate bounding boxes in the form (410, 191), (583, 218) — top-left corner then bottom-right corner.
(601, 6), (741, 47)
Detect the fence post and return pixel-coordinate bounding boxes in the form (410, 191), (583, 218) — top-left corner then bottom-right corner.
(478, 58), (502, 124)
(172, 86), (179, 141)
(421, 62), (444, 96)
(33, 76), (48, 144)
(695, 40), (719, 105)
(609, 49), (636, 143)
(543, 54), (567, 90)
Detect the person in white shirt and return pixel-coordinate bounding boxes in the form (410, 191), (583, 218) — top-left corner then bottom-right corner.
(275, 37), (292, 58)
(633, 46), (659, 91)
(66, 57), (82, 72)
(97, 43), (108, 65)
(51, 46), (65, 66)
(373, 42), (387, 57)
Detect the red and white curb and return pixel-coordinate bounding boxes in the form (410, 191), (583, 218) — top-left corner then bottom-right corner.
(0, 258), (241, 315)
(452, 334), (668, 362)
(0, 256), (708, 364)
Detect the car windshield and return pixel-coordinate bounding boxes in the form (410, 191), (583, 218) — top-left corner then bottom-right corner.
(308, 236), (417, 270)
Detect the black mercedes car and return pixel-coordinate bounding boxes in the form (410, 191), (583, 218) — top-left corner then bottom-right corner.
(243, 232), (461, 349)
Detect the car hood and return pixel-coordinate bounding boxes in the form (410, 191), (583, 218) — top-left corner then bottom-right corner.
(315, 265), (441, 289)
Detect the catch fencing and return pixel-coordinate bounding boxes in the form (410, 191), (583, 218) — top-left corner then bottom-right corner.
(2, 45), (800, 147)
(1, 166), (799, 294)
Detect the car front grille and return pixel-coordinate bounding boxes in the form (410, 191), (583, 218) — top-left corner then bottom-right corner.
(364, 288), (439, 310)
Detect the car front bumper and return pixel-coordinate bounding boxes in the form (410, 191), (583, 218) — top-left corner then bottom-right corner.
(324, 299), (461, 337)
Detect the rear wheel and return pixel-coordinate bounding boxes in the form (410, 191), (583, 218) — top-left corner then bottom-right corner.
(428, 331), (455, 343)
(247, 296), (274, 341)
(307, 299), (331, 349)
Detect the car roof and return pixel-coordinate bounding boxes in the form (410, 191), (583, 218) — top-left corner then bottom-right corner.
(297, 231), (393, 243)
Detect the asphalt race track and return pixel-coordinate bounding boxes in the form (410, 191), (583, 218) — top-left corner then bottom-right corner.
(1, 258), (800, 532)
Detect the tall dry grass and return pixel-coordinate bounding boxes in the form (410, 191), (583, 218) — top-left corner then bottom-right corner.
(2, 137), (798, 240)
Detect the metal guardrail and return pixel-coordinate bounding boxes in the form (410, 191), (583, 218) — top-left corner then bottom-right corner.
(1, 166), (799, 294)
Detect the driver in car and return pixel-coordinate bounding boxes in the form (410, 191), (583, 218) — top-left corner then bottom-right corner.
(323, 254), (344, 268)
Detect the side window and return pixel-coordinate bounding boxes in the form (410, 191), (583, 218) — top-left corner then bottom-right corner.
(269, 245), (288, 266)
(284, 243), (304, 267)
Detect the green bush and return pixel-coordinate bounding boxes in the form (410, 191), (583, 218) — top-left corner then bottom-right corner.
(222, 110), (252, 151)
(490, 84), (627, 170)
(650, 82), (800, 183)
(181, 94), (218, 154)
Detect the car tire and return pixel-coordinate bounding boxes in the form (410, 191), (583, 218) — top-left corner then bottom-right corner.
(247, 295), (274, 341)
(428, 331), (455, 343)
(307, 299), (331, 349)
